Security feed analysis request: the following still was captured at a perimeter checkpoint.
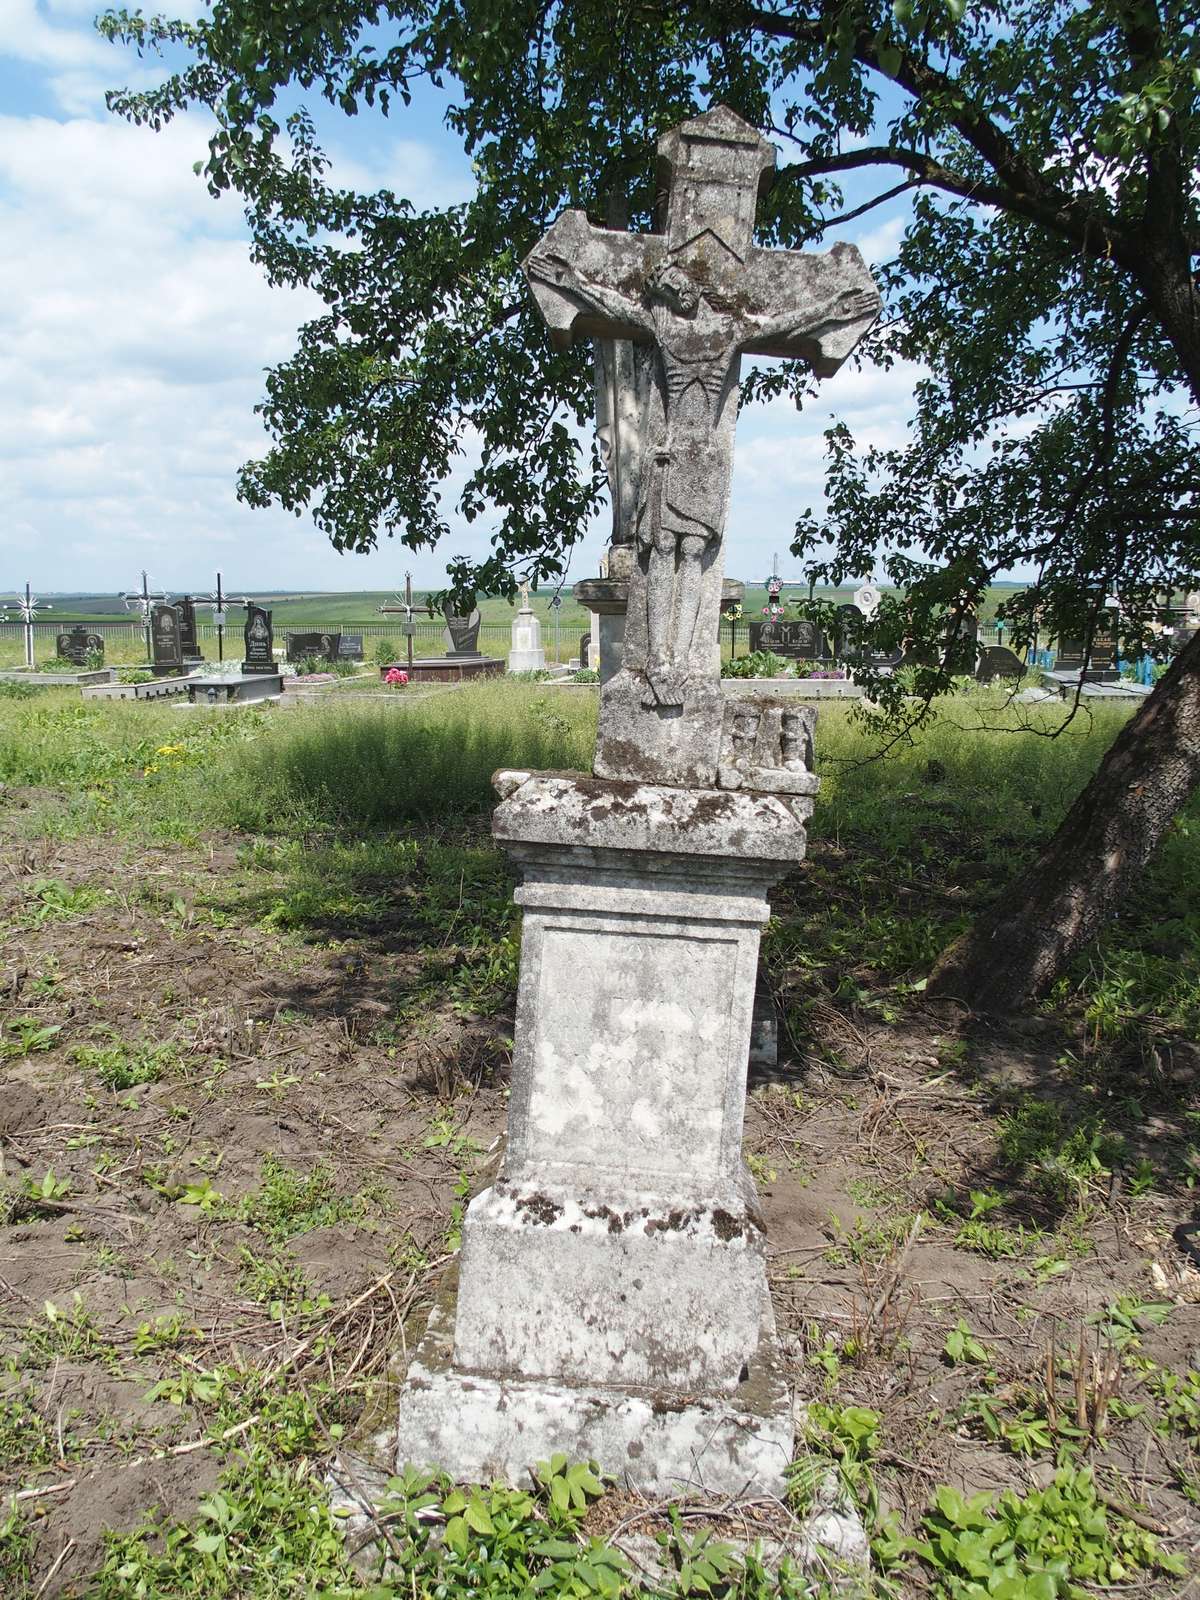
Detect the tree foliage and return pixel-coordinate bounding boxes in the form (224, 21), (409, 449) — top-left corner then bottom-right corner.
(98, 0), (1200, 624)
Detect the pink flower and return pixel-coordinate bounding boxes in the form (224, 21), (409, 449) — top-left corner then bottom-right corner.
(385, 668), (409, 685)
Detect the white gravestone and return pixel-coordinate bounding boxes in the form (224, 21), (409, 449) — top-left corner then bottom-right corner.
(508, 583), (546, 673)
(393, 106), (879, 1498)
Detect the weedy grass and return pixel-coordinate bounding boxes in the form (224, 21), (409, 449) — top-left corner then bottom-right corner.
(2, 682), (1199, 1596)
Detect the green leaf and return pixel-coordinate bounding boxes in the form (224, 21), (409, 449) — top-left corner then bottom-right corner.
(464, 1496), (494, 1535)
(444, 1514), (468, 1556)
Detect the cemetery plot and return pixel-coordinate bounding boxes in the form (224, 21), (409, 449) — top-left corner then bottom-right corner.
(0, 684), (1196, 1593)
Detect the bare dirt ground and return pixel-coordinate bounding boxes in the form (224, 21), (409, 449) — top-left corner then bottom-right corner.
(2, 796), (1199, 1593)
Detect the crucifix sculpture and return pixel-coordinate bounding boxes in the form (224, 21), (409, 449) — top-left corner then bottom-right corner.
(525, 105), (880, 784)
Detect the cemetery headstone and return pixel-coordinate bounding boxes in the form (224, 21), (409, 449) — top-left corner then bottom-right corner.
(579, 632), (590, 669)
(747, 615), (830, 660)
(150, 603), (184, 676)
(337, 633), (364, 662)
(56, 626), (104, 667)
(508, 583), (546, 673)
(1055, 610), (1119, 680)
(178, 596), (204, 663)
(286, 631), (341, 664)
(976, 644), (1026, 682)
(241, 604), (275, 674)
(442, 603), (482, 657)
(392, 105), (879, 1498)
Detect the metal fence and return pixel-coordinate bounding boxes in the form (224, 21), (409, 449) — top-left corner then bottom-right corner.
(0, 618), (584, 665)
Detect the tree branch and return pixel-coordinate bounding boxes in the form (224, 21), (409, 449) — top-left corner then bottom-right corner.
(740, 4), (1140, 266)
(817, 177), (921, 232)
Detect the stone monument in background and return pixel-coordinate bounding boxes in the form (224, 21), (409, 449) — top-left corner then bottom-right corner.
(178, 596), (204, 666)
(508, 582), (546, 673)
(241, 603), (275, 674)
(150, 603), (184, 676)
(393, 106), (879, 1496)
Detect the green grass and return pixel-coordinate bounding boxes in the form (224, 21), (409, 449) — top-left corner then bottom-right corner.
(1, 680), (1198, 1595)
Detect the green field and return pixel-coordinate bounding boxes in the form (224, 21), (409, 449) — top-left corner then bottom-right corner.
(0, 679), (1197, 1595)
(15, 581), (1031, 632)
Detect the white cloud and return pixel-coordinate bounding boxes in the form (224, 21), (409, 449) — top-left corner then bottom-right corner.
(0, 5), (923, 593)
(0, 101), (496, 589)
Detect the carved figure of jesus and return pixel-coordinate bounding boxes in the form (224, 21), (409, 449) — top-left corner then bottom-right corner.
(528, 245), (875, 704)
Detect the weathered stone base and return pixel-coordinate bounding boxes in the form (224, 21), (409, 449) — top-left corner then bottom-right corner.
(82, 675), (195, 701)
(187, 673), (283, 703)
(383, 656), (505, 683)
(452, 1178), (768, 1392)
(395, 1289), (793, 1497)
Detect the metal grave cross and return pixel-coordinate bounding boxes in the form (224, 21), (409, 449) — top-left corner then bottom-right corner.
(524, 105), (880, 740)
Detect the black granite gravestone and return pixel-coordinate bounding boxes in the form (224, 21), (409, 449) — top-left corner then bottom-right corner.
(150, 604), (184, 676)
(580, 633), (591, 669)
(1055, 612), (1119, 681)
(747, 617), (830, 659)
(833, 605), (902, 670)
(286, 631), (340, 664)
(56, 626), (104, 667)
(976, 645), (1026, 682)
(178, 597), (204, 663)
(337, 634), (364, 661)
(242, 604), (275, 674)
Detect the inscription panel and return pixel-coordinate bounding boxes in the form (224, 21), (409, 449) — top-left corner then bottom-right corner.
(524, 923), (735, 1184)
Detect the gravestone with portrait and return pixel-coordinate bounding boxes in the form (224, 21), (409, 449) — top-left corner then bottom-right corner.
(241, 604), (276, 674)
(391, 107), (879, 1499)
(150, 604), (184, 676)
(286, 631), (341, 665)
(748, 615), (830, 661)
(56, 626), (104, 667)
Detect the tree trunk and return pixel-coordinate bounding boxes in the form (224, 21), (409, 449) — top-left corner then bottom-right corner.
(927, 626), (1200, 1013)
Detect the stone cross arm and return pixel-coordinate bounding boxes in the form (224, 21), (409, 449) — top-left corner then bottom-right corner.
(524, 215), (879, 379)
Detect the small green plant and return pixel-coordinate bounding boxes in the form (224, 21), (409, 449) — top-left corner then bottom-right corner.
(570, 666), (600, 682)
(1, 1016), (62, 1058)
(72, 1038), (178, 1090)
(656, 1506), (742, 1596)
(25, 1293), (115, 1367)
(535, 1454), (606, 1525)
(0, 1505), (33, 1592)
(998, 1100), (1125, 1204)
(117, 666), (154, 684)
(789, 1403), (882, 1523)
(943, 1319), (990, 1366)
(21, 877), (101, 924)
(237, 1155), (368, 1241)
(373, 638), (400, 665)
(1088, 1294), (1172, 1351)
(24, 1168), (71, 1203)
(721, 648), (794, 679)
(1145, 1364), (1200, 1440)
(909, 1468), (1185, 1595)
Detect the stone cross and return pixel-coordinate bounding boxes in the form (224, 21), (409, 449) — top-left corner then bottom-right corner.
(525, 105), (879, 784)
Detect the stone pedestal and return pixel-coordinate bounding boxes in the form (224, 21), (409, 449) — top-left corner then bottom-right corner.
(575, 571), (746, 724)
(508, 599), (546, 673)
(394, 772), (807, 1495)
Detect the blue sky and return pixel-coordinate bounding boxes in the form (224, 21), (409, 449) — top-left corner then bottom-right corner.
(0, 0), (923, 596)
